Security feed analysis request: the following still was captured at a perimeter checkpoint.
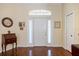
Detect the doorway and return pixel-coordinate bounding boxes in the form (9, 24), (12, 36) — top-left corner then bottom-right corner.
(28, 10), (52, 46)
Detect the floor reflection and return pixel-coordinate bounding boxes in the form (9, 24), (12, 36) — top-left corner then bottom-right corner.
(29, 49), (32, 56)
(48, 49), (51, 56)
(28, 48), (52, 56)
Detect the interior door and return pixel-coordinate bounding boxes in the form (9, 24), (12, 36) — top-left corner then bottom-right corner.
(65, 12), (75, 52)
(33, 18), (48, 46)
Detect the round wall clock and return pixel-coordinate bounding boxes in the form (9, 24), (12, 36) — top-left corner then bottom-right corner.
(2, 17), (13, 28)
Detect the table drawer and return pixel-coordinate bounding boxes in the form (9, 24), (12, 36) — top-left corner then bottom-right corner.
(5, 39), (16, 44)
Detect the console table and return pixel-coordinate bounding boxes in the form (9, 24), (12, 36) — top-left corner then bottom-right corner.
(2, 32), (17, 55)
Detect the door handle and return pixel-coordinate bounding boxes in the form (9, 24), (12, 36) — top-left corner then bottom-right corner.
(70, 35), (72, 37)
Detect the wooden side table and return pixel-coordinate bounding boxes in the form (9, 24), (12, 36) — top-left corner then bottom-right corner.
(2, 33), (17, 56)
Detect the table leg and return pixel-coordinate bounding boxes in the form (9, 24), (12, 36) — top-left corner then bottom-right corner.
(2, 44), (3, 55)
(16, 42), (17, 56)
(5, 45), (6, 56)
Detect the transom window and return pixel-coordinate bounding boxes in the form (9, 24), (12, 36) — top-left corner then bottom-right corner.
(29, 10), (51, 16)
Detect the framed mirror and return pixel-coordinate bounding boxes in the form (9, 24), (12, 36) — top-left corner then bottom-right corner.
(2, 17), (13, 28)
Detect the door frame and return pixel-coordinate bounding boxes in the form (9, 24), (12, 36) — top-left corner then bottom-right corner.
(28, 9), (52, 47)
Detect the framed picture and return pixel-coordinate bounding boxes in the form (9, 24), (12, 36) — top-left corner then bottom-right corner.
(19, 22), (25, 30)
(54, 21), (61, 28)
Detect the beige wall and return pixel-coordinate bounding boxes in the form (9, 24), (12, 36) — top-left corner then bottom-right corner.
(63, 4), (79, 48)
(0, 3), (63, 52)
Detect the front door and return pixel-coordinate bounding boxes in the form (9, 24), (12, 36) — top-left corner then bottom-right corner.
(33, 18), (48, 46)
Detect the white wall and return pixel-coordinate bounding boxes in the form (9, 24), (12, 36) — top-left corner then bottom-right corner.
(0, 3), (63, 52)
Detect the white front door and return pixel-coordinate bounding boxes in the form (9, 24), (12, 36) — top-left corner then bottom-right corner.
(33, 18), (48, 46)
(65, 12), (75, 52)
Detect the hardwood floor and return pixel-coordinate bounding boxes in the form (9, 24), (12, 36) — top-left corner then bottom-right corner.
(0, 47), (72, 56)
